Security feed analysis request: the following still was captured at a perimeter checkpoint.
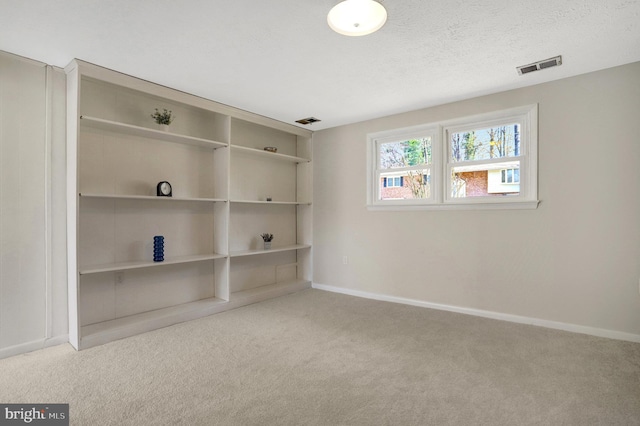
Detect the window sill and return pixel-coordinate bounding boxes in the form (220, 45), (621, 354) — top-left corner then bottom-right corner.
(367, 200), (540, 211)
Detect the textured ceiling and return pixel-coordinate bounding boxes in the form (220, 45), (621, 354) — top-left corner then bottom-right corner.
(1, 0), (639, 130)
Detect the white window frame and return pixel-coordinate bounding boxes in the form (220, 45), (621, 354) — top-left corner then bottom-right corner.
(367, 104), (539, 211)
(367, 124), (438, 207)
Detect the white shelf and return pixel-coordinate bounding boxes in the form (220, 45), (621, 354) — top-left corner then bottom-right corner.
(231, 145), (310, 163)
(230, 199), (311, 206)
(80, 115), (228, 149)
(230, 244), (311, 258)
(231, 279), (311, 304)
(80, 193), (226, 203)
(80, 297), (229, 349)
(79, 254), (226, 275)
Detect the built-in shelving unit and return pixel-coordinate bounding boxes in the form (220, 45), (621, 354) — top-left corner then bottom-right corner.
(66, 59), (312, 350)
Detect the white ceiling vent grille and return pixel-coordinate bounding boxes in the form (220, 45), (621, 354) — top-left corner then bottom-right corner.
(517, 55), (562, 75)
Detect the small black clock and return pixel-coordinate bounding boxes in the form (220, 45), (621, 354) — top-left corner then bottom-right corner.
(156, 181), (172, 197)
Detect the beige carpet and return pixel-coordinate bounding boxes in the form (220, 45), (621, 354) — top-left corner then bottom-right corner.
(1, 289), (639, 425)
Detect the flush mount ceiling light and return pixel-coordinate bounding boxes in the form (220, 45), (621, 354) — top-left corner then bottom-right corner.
(328, 0), (387, 36)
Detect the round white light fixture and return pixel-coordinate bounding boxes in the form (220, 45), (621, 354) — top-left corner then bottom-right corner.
(327, 0), (387, 36)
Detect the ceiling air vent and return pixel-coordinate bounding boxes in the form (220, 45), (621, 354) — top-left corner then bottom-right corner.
(295, 117), (321, 125)
(517, 55), (562, 75)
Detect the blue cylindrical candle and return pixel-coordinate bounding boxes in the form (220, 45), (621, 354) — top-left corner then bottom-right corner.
(153, 236), (164, 262)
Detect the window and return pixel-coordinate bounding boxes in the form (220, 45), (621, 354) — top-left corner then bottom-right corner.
(501, 168), (519, 184)
(383, 176), (403, 187)
(367, 105), (538, 210)
(369, 127), (435, 204)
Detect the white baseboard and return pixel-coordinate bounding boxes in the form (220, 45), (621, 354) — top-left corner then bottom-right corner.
(44, 334), (69, 348)
(0, 335), (69, 360)
(312, 283), (640, 344)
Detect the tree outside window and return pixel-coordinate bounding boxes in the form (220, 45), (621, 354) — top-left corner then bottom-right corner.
(379, 137), (431, 200)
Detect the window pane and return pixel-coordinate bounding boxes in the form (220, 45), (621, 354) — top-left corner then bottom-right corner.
(451, 161), (520, 198)
(380, 170), (430, 200)
(450, 124), (520, 162)
(380, 137), (431, 170)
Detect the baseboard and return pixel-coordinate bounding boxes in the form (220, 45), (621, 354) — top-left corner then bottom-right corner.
(44, 334), (69, 348)
(0, 334), (69, 360)
(312, 283), (640, 344)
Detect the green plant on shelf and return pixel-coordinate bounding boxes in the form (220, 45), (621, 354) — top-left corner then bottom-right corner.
(260, 233), (274, 242)
(151, 108), (174, 125)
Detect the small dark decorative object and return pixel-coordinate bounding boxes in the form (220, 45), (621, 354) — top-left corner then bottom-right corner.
(260, 233), (274, 250)
(153, 236), (165, 262)
(157, 181), (172, 197)
(263, 146), (277, 153)
(266, 197), (272, 202)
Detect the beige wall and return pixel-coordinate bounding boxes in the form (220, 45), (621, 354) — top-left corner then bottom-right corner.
(313, 62), (640, 337)
(0, 51), (67, 358)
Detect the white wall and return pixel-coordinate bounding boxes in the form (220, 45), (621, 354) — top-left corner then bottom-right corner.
(313, 62), (640, 339)
(0, 51), (67, 358)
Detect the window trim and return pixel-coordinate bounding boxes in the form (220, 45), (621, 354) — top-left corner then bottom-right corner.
(367, 104), (539, 211)
(368, 125), (438, 207)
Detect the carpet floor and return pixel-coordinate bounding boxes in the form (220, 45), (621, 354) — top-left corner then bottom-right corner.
(0, 289), (639, 425)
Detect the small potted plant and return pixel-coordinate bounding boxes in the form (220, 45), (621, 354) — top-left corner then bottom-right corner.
(260, 233), (274, 250)
(151, 108), (174, 131)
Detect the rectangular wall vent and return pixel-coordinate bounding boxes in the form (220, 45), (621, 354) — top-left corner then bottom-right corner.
(295, 117), (321, 125)
(517, 55), (562, 75)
